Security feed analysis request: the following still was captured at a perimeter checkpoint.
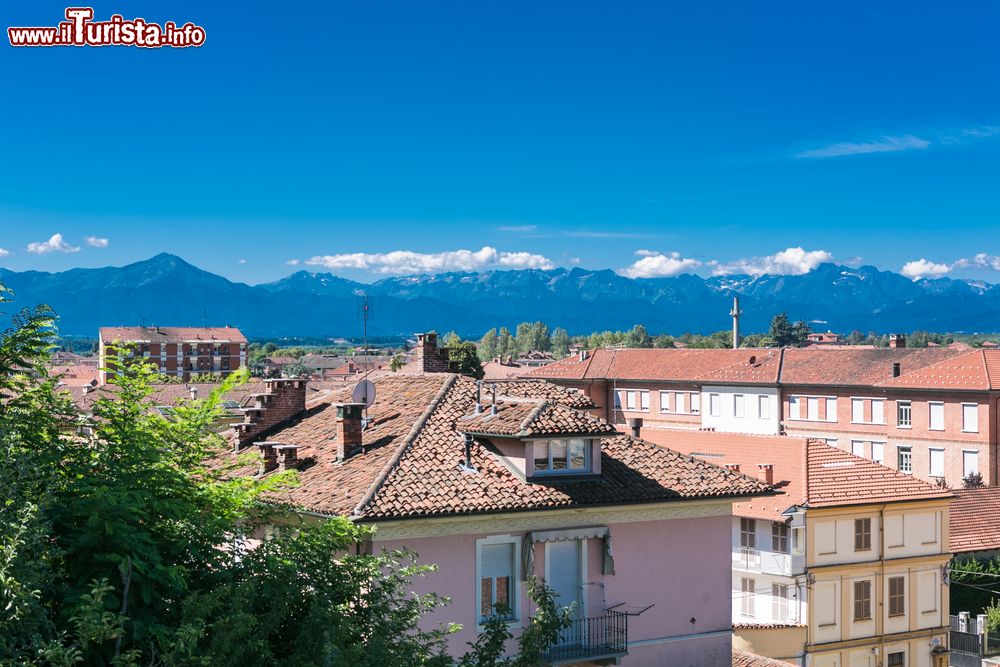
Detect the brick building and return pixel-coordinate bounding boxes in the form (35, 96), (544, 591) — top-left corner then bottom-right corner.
(99, 326), (248, 384)
(522, 339), (1000, 488)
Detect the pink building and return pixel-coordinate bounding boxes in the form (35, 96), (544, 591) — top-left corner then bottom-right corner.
(228, 372), (772, 665)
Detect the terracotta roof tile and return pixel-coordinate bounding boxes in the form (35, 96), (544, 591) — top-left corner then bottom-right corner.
(524, 349), (782, 384)
(647, 429), (950, 517)
(487, 379), (596, 409)
(733, 649), (796, 667)
(950, 486), (1000, 553)
(458, 399), (617, 438)
(780, 347), (968, 388)
(99, 326), (247, 343)
(228, 374), (772, 520)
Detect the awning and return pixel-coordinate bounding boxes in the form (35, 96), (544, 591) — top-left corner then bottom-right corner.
(521, 526), (615, 579)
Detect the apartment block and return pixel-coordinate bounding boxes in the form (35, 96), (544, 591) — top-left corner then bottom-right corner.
(523, 341), (1000, 488)
(653, 429), (953, 667)
(99, 326), (248, 384)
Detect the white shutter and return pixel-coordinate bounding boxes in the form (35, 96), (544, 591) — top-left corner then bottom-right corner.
(929, 449), (944, 477)
(758, 395), (769, 419)
(789, 396), (800, 420)
(807, 397), (819, 421)
(826, 397), (837, 422)
(871, 400), (885, 424)
(734, 394), (745, 418)
(964, 450), (980, 476)
(851, 399), (864, 423)
(689, 393), (699, 414)
(929, 402), (944, 430)
(640, 391), (649, 411)
(963, 403), (979, 432)
(852, 441), (865, 457)
(660, 391), (670, 412)
(481, 543), (513, 579)
(872, 442), (885, 465)
(815, 582), (837, 626)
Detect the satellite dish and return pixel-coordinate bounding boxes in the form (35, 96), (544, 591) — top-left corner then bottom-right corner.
(748, 355), (757, 365)
(352, 380), (376, 408)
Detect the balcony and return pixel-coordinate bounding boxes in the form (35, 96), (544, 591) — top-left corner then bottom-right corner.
(732, 547), (804, 576)
(541, 611), (628, 665)
(733, 547), (760, 570)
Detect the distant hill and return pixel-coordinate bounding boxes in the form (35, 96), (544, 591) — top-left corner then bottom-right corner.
(1, 253), (998, 337)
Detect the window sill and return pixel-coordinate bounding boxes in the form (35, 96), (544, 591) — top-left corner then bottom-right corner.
(896, 425), (911, 430)
(477, 618), (520, 633)
(962, 430), (980, 434)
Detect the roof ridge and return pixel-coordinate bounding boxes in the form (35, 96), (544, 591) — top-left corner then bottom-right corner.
(518, 399), (549, 435)
(351, 373), (458, 517)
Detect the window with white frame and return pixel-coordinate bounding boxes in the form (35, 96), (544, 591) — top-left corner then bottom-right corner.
(851, 398), (864, 423)
(826, 397), (837, 421)
(690, 393), (701, 414)
(929, 448), (945, 478)
(851, 440), (865, 458)
(477, 537), (518, 622)
(735, 394), (745, 418)
(772, 522), (789, 553)
(897, 401), (912, 428)
(807, 397), (820, 421)
(929, 402), (945, 431)
(758, 395), (770, 419)
(963, 403), (979, 432)
(872, 442), (885, 465)
(898, 446), (912, 474)
(772, 583), (789, 622)
(740, 517), (756, 549)
(533, 439), (590, 474)
(791, 527), (804, 554)
(788, 396), (800, 420)
(639, 390), (649, 412)
(709, 393), (721, 417)
(659, 391), (671, 413)
(741, 577), (755, 617)
(963, 450), (980, 478)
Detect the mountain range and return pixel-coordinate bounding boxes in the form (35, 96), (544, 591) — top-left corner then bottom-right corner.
(1, 253), (999, 338)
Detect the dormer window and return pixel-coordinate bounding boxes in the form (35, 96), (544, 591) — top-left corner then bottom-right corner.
(532, 438), (591, 474)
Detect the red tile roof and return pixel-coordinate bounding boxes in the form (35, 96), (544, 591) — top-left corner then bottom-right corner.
(645, 429), (950, 519)
(458, 399), (618, 438)
(950, 486), (1000, 554)
(733, 649), (796, 667)
(99, 326), (247, 344)
(522, 348), (782, 384)
(526, 346), (1000, 391)
(50, 364), (99, 387)
(227, 374), (773, 520)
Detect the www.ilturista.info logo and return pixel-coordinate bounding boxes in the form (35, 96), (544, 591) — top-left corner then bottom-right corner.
(8, 8), (205, 48)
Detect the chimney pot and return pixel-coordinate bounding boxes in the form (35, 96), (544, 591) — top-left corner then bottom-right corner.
(255, 441), (279, 475)
(757, 463), (774, 485)
(889, 334), (906, 349)
(189, 385), (198, 400)
(892, 362), (901, 378)
(627, 417), (643, 438)
(274, 444), (301, 471)
(724, 463), (741, 473)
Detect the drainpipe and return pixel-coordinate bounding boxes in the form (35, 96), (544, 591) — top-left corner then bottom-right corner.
(878, 503), (887, 664)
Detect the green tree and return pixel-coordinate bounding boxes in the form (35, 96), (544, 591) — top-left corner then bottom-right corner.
(550, 328), (570, 358)
(497, 327), (514, 359)
(769, 313), (805, 347)
(389, 353), (407, 373)
(447, 340), (484, 379)
(653, 334), (675, 349)
(624, 324), (651, 348)
(477, 329), (498, 361)
(442, 331), (462, 348)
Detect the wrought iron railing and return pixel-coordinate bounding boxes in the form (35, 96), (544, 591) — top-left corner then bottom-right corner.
(541, 611), (628, 664)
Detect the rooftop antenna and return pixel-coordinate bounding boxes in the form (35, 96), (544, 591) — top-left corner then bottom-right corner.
(359, 292), (372, 419)
(729, 296), (742, 349)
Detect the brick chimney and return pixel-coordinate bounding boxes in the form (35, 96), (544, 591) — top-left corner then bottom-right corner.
(274, 444), (301, 471)
(757, 463), (774, 485)
(256, 441), (279, 474)
(889, 334), (906, 349)
(336, 403), (366, 462)
(627, 417), (643, 438)
(414, 332), (451, 373)
(724, 463), (741, 473)
(234, 378), (307, 448)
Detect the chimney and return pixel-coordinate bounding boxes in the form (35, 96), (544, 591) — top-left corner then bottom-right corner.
(730, 296), (742, 349)
(627, 417), (643, 438)
(274, 444), (301, 471)
(892, 362), (901, 378)
(724, 463), (741, 473)
(256, 441), (279, 475)
(233, 379), (307, 448)
(579, 349), (589, 362)
(336, 403), (365, 462)
(188, 385), (198, 400)
(757, 463), (774, 485)
(414, 332), (450, 373)
(889, 334), (906, 349)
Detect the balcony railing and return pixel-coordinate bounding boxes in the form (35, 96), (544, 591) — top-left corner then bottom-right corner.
(541, 611), (628, 664)
(733, 546), (760, 570)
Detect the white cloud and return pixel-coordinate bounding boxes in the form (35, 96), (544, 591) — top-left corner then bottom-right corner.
(498, 225), (538, 233)
(900, 258), (952, 279)
(27, 233), (80, 254)
(304, 246), (554, 275)
(618, 251), (701, 278)
(713, 247), (834, 276)
(795, 134), (930, 159)
(286, 259), (301, 266)
(0, 248), (9, 257)
(954, 253), (1000, 271)
(238, 258), (247, 264)
(85, 236), (109, 248)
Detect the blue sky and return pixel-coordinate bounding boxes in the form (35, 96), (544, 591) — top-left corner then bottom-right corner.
(2, 0), (999, 284)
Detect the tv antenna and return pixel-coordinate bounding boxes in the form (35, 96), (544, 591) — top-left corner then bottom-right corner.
(357, 292), (373, 417)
